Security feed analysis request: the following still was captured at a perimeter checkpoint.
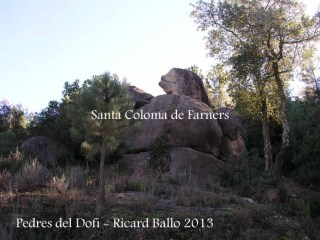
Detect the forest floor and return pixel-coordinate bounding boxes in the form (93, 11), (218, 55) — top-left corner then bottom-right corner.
(1, 169), (320, 240)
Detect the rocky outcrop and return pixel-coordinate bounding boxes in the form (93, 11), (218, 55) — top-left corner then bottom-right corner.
(21, 136), (67, 166)
(123, 147), (223, 184)
(169, 147), (222, 183)
(127, 94), (222, 157)
(159, 68), (211, 107)
(125, 69), (246, 182)
(128, 86), (153, 109)
(216, 108), (246, 165)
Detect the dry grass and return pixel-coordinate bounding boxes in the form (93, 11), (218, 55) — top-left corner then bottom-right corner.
(0, 171), (12, 191)
(49, 174), (69, 195)
(13, 159), (50, 192)
(175, 185), (205, 207)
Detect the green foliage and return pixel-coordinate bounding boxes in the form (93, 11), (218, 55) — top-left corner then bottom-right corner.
(0, 101), (28, 157)
(277, 185), (288, 203)
(206, 64), (234, 109)
(30, 99), (80, 164)
(220, 164), (251, 196)
(68, 73), (133, 158)
(288, 94), (320, 187)
(308, 193), (320, 219)
(220, 148), (264, 196)
(0, 148), (25, 174)
(30, 73), (134, 168)
(0, 130), (17, 157)
(289, 198), (311, 219)
(150, 133), (171, 174)
(191, 0), (320, 175)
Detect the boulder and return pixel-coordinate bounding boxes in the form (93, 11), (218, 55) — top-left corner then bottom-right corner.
(21, 136), (66, 166)
(159, 68), (211, 107)
(123, 147), (223, 183)
(169, 147), (222, 183)
(216, 108), (246, 164)
(127, 94), (222, 157)
(128, 85), (153, 109)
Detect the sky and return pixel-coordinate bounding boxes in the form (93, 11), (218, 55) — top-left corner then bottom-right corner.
(0, 0), (319, 113)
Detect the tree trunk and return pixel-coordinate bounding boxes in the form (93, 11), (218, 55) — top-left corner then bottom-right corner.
(261, 97), (273, 171)
(97, 137), (106, 215)
(272, 62), (290, 180)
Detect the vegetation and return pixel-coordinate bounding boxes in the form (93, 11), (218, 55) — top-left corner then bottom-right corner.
(191, 0), (320, 177)
(1, 0), (320, 239)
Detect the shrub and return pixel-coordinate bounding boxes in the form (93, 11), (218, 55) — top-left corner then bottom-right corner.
(0, 130), (18, 158)
(175, 186), (204, 207)
(288, 198), (311, 219)
(49, 174), (69, 194)
(220, 148), (264, 196)
(110, 175), (152, 193)
(252, 209), (274, 229)
(219, 164), (251, 197)
(0, 171), (12, 191)
(0, 148), (25, 174)
(308, 193), (320, 219)
(289, 98), (320, 187)
(14, 159), (50, 191)
(67, 166), (85, 189)
(150, 133), (171, 173)
(278, 185), (288, 203)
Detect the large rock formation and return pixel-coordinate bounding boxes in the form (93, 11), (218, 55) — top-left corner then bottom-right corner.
(124, 147), (222, 183)
(216, 108), (246, 165)
(125, 68), (246, 182)
(125, 93), (223, 183)
(159, 68), (211, 107)
(127, 94), (222, 157)
(169, 147), (222, 182)
(21, 136), (67, 166)
(128, 85), (153, 109)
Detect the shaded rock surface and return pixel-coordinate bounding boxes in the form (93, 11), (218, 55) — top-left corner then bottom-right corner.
(127, 94), (222, 157)
(216, 108), (245, 140)
(128, 85), (153, 109)
(123, 147), (223, 183)
(159, 68), (211, 107)
(216, 108), (246, 164)
(21, 136), (66, 166)
(169, 147), (222, 183)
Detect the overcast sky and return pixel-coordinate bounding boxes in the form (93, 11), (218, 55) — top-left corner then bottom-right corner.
(0, 0), (319, 112)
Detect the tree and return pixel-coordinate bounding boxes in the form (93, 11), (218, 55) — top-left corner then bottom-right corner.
(301, 55), (320, 101)
(68, 73), (134, 214)
(229, 43), (283, 171)
(206, 64), (233, 109)
(0, 101), (28, 157)
(30, 80), (83, 165)
(191, 0), (320, 178)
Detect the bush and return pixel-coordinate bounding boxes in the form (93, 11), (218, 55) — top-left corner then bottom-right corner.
(14, 159), (50, 191)
(67, 166), (85, 189)
(289, 98), (320, 187)
(220, 148), (264, 196)
(219, 164), (251, 197)
(278, 185), (288, 203)
(0, 148), (25, 174)
(288, 198), (311, 219)
(175, 186), (204, 207)
(0, 171), (12, 191)
(150, 133), (171, 173)
(49, 174), (69, 194)
(308, 193), (320, 219)
(0, 130), (18, 158)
